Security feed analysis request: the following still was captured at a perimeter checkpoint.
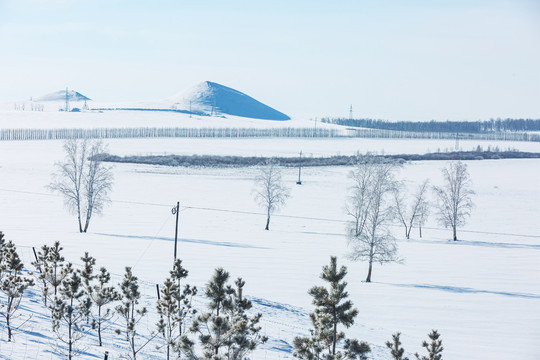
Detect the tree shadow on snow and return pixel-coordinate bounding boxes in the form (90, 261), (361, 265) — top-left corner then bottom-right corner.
(382, 283), (540, 299)
(96, 233), (269, 249)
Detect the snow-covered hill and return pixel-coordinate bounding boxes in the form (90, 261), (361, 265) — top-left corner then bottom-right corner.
(34, 89), (91, 102)
(168, 81), (290, 120)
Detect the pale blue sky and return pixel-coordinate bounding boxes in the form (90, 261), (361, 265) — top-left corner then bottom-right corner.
(1, 0), (539, 120)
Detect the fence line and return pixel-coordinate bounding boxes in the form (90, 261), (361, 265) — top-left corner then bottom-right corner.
(0, 126), (538, 141)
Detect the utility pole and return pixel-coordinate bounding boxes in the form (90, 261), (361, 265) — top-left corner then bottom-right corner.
(65, 87), (70, 112)
(296, 151), (302, 185)
(349, 105), (353, 121)
(171, 202), (180, 261)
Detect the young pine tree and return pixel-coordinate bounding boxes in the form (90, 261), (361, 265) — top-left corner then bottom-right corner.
(386, 332), (409, 360)
(116, 267), (155, 360)
(78, 252), (96, 324)
(51, 264), (92, 360)
(0, 239), (34, 341)
(179, 268), (266, 360)
(156, 259), (197, 360)
(293, 256), (370, 360)
(32, 241), (69, 306)
(89, 267), (119, 346)
(415, 330), (443, 360)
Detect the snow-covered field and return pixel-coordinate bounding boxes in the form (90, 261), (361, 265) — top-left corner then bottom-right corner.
(0, 137), (539, 359)
(0, 109), (321, 130)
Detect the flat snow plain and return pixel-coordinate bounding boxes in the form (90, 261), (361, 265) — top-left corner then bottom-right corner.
(0, 137), (539, 360)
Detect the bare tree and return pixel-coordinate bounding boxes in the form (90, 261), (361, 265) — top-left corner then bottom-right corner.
(82, 141), (113, 232)
(393, 180), (430, 239)
(49, 139), (88, 232)
(433, 161), (475, 241)
(346, 156), (401, 282)
(253, 160), (290, 230)
(50, 139), (113, 233)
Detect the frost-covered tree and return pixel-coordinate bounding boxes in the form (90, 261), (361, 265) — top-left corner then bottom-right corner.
(32, 241), (70, 306)
(414, 330), (443, 360)
(82, 140), (114, 232)
(0, 238), (34, 341)
(157, 259), (197, 360)
(393, 180), (430, 239)
(253, 160), (290, 230)
(433, 161), (475, 241)
(51, 264), (92, 360)
(49, 139), (113, 233)
(116, 267), (155, 360)
(179, 268), (267, 359)
(89, 267), (118, 346)
(293, 257), (370, 360)
(386, 332), (409, 360)
(346, 156), (401, 282)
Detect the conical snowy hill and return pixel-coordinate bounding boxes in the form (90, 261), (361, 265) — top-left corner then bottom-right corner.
(170, 81), (290, 121)
(34, 90), (91, 102)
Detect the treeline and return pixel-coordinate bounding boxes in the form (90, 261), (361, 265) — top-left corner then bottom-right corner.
(322, 117), (540, 133)
(95, 149), (540, 168)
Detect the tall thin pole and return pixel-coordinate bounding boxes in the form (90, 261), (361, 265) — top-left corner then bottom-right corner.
(171, 202), (179, 261)
(296, 151), (302, 185)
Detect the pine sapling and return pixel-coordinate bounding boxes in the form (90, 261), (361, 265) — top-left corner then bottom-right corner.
(157, 259), (197, 360)
(386, 332), (409, 360)
(415, 330), (443, 360)
(293, 256), (370, 360)
(0, 239), (34, 341)
(89, 267), (118, 346)
(116, 267), (156, 360)
(179, 268), (266, 360)
(51, 263), (92, 360)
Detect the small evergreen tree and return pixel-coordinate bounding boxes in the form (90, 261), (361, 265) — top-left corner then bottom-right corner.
(51, 263), (92, 360)
(0, 239), (34, 341)
(32, 241), (69, 306)
(179, 268), (267, 359)
(386, 332), (409, 360)
(293, 256), (370, 360)
(156, 259), (197, 360)
(415, 330), (443, 360)
(89, 267), (118, 346)
(78, 252), (96, 324)
(116, 267), (155, 360)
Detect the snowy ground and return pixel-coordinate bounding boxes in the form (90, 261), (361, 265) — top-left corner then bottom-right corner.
(0, 109), (324, 130)
(0, 138), (539, 359)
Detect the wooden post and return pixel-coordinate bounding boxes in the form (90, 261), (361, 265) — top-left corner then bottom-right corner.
(296, 151), (302, 185)
(172, 202), (180, 261)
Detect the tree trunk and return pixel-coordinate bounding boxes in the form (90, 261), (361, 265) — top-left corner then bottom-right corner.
(453, 225), (457, 241)
(366, 262), (372, 283)
(7, 313), (12, 342)
(332, 317), (337, 355)
(78, 213), (83, 233)
(265, 209), (271, 230)
(419, 225), (422, 238)
(98, 306), (102, 346)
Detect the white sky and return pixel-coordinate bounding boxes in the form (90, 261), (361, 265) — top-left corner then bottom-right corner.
(0, 0), (539, 120)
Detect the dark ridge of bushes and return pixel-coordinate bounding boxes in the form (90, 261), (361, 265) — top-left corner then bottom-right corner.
(93, 150), (540, 168)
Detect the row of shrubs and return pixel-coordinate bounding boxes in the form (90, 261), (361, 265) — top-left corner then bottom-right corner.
(94, 150), (540, 168)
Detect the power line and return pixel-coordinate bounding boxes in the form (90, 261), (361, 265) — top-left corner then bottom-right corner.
(0, 187), (538, 239)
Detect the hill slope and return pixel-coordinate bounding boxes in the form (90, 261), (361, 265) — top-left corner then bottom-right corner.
(34, 89), (91, 102)
(169, 81), (290, 121)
